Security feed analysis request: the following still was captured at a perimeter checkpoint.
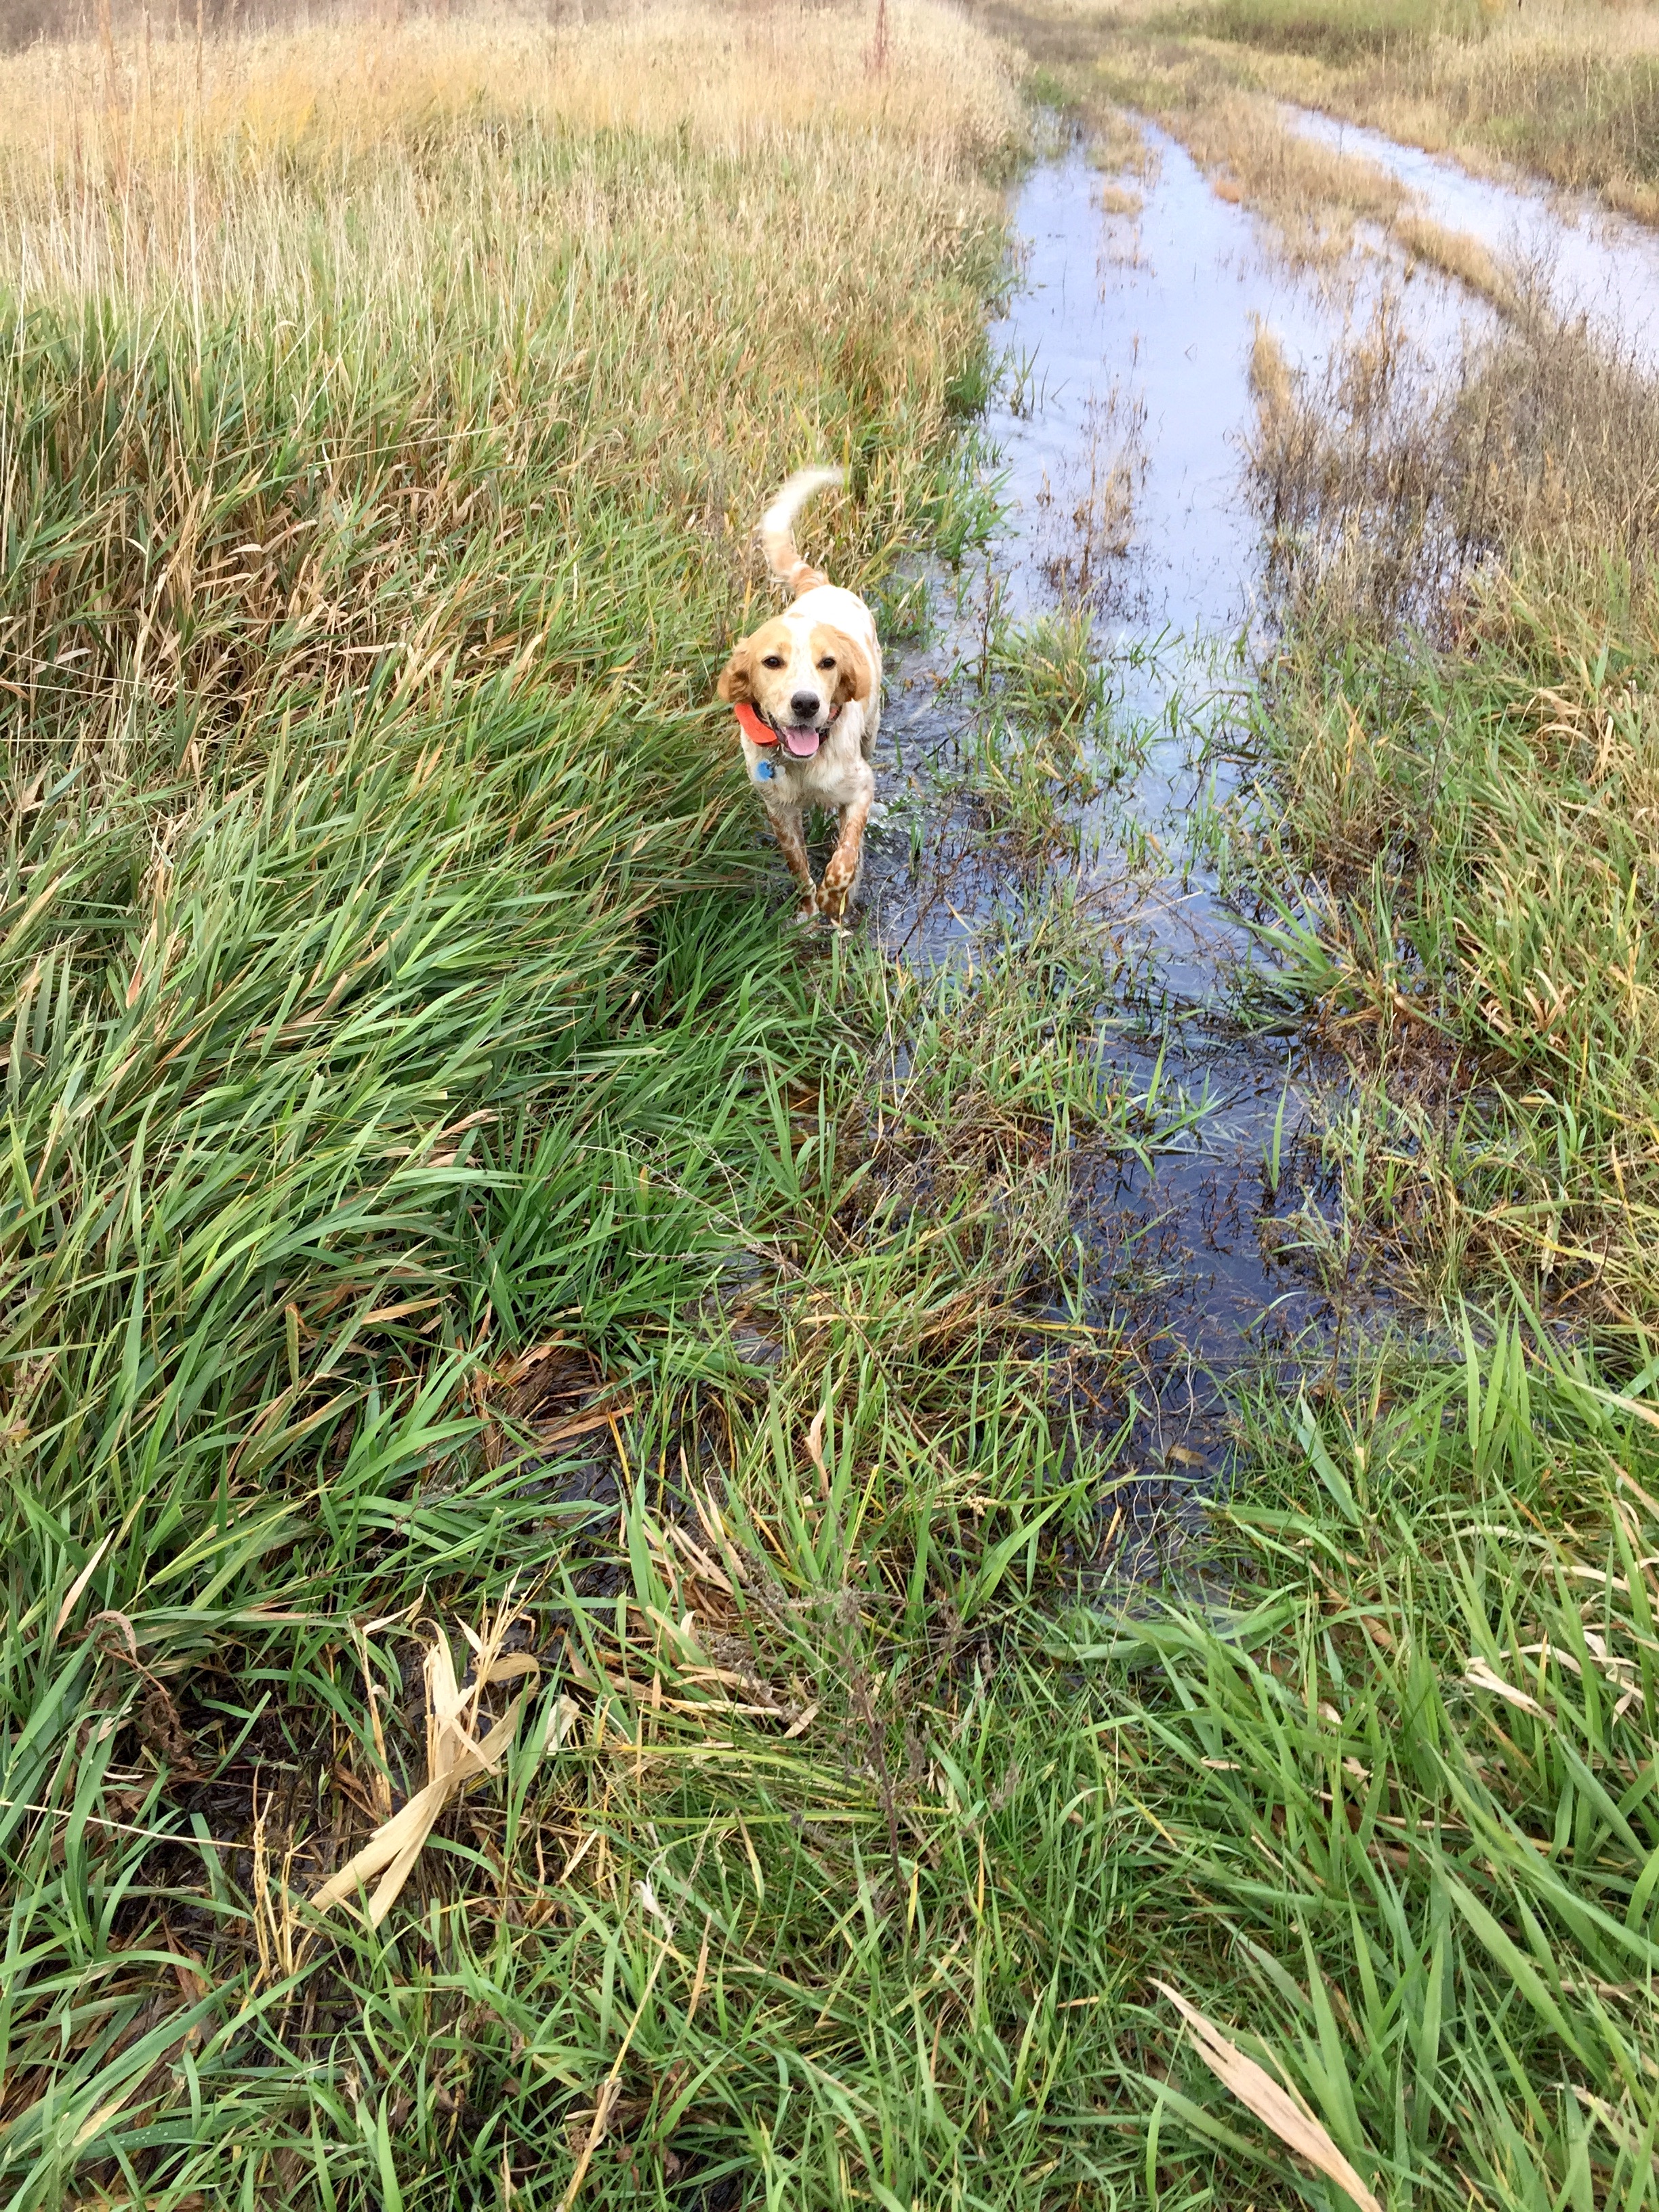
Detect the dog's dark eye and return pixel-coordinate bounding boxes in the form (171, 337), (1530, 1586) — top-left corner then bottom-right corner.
(817, 656), (836, 670)
(762, 654), (785, 669)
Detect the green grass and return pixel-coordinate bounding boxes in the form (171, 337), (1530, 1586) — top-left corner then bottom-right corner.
(1049, 1321), (1659, 2212)
(1235, 558), (1659, 1326)
(0, 14), (1072, 2199)
(11, 6), (1659, 2207)
(22, 1292), (1659, 2209)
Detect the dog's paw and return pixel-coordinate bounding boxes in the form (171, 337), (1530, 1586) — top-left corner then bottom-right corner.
(818, 867), (857, 925)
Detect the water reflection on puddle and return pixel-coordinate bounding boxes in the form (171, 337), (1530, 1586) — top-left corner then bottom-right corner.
(863, 123), (1504, 1570)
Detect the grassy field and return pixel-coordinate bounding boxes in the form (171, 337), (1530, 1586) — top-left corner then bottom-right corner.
(9, 3), (1659, 2209)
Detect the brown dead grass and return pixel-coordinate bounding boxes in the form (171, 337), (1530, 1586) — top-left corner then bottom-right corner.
(1391, 207), (1517, 310)
(1249, 319), (1295, 417)
(1, 0), (1021, 186)
(1123, 85), (1534, 308)
(982, 0), (1656, 343)
(1171, 85), (1407, 262)
(1198, 0), (1659, 225)
(1253, 274), (1659, 631)
(981, 0), (1659, 220)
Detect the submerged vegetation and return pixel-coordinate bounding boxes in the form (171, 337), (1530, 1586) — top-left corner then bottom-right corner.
(7, 0), (1659, 2207)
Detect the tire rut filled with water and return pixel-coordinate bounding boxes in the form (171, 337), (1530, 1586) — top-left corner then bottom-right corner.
(853, 114), (1582, 1582)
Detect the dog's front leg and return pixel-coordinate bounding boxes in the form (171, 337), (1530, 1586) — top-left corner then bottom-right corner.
(818, 792), (872, 925)
(764, 800), (819, 922)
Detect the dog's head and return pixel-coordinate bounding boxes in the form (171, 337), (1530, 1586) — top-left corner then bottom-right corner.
(717, 615), (872, 760)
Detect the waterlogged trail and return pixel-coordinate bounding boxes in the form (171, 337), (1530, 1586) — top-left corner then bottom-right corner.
(1282, 103), (1659, 371)
(865, 121), (1519, 1566)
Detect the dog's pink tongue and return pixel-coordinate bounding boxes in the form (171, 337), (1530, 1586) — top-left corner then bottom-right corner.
(782, 725), (821, 758)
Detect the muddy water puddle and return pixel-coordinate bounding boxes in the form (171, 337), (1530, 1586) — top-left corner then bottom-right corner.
(863, 123), (1508, 1570)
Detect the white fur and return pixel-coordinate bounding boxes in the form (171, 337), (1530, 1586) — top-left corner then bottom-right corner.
(734, 583), (882, 812)
(760, 468), (844, 586)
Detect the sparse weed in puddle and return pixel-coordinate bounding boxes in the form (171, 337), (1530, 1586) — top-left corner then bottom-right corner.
(960, 609), (1111, 853)
(991, 605), (1109, 733)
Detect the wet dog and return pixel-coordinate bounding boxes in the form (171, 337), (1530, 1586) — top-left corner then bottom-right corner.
(716, 469), (880, 924)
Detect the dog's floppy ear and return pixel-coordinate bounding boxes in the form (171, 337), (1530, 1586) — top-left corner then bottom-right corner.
(823, 629), (873, 708)
(716, 638), (753, 704)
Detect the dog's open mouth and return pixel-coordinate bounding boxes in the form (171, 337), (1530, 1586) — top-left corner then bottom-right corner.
(781, 724), (822, 758)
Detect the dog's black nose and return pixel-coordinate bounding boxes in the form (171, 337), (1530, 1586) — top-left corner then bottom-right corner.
(790, 691), (820, 722)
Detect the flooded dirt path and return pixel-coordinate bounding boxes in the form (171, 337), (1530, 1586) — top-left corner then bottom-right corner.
(1282, 104), (1659, 371)
(863, 121), (1530, 1563)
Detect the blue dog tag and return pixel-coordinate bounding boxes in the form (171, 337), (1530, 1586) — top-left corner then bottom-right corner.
(754, 758), (775, 782)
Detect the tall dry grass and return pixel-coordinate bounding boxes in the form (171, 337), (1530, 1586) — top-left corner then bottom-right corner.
(3, 0), (1021, 179)
(0, 1), (1019, 780)
(0, 1), (1019, 300)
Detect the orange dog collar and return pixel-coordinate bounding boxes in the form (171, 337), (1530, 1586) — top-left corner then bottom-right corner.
(733, 701), (778, 746)
(733, 700), (843, 748)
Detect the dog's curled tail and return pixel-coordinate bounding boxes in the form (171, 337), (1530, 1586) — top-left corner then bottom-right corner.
(760, 466), (842, 596)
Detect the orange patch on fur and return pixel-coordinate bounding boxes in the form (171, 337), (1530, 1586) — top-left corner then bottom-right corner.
(811, 623), (872, 706)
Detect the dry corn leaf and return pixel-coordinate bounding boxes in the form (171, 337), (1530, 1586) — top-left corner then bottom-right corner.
(1154, 1982), (1382, 2212)
(52, 1532), (112, 1641)
(661, 1517), (734, 1595)
(1463, 1655), (1547, 1715)
(804, 1407), (830, 1498)
(501, 1338), (575, 1382)
(537, 1400), (636, 1447)
(544, 1694), (581, 1755)
(310, 1613), (535, 1927)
